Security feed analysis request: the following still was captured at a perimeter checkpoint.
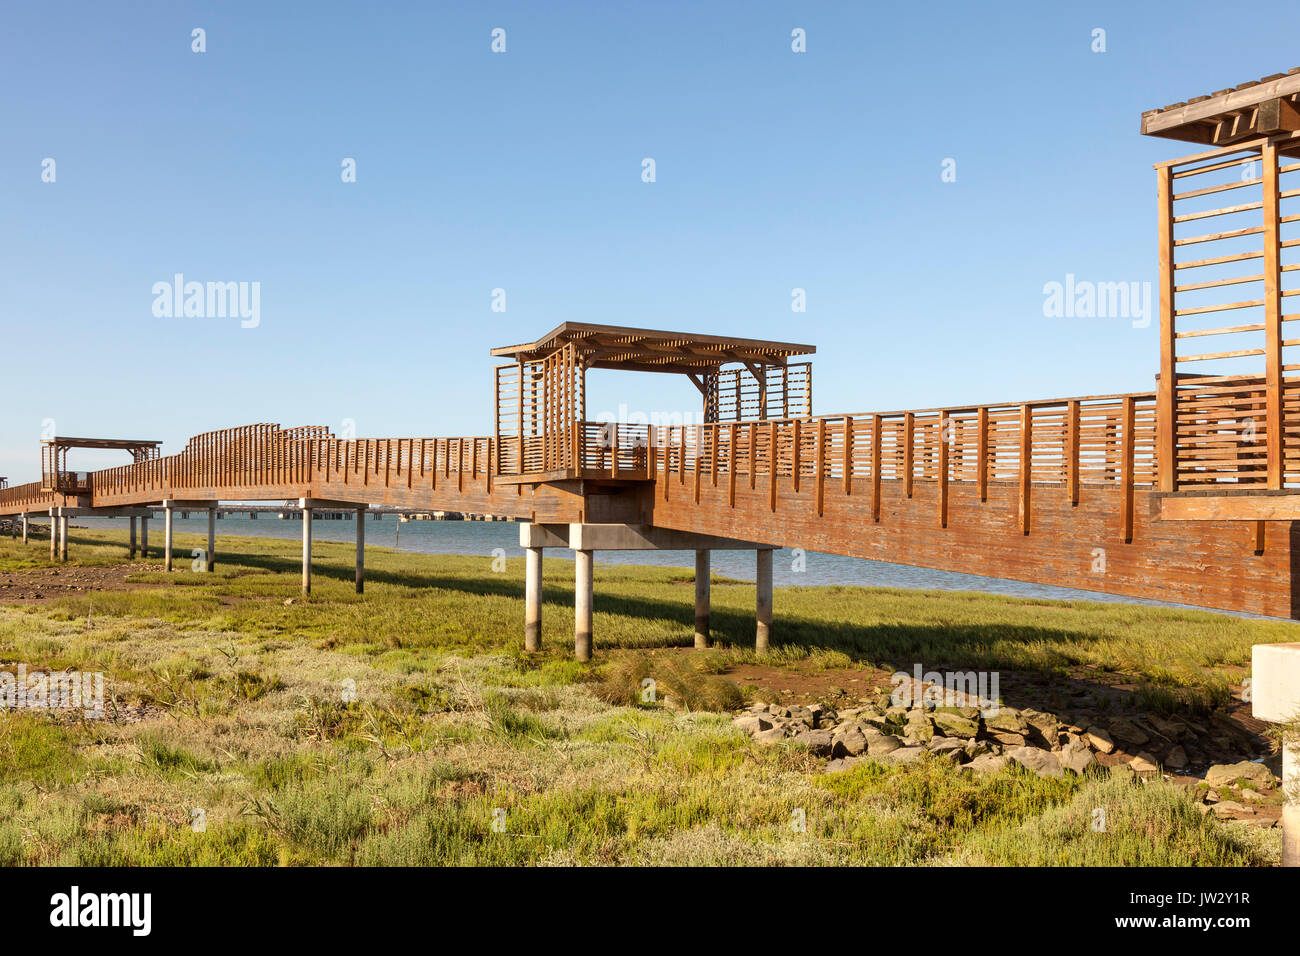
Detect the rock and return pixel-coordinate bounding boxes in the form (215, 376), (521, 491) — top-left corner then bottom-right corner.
(831, 724), (869, 758)
(1006, 746), (1064, 779)
(990, 731), (1027, 748)
(928, 738), (970, 763)
(797, 729), (834, 757)
(1060, 740), (1096, 775)
(1107, 717), (1150, 748)
(904, 713), (934, 744)
(732, 714), (773, 734)
(752, 728), (787, 747)
(966, 754), (1010, 774)
(1129, 752), (1160, 773)
(825, 756), (863, 774)
(866, 733), (902, 755)
(1240, 788), (1264, 803)
(1164, 746), (1189, 771)
(1205, 761), (1276, 790)
(887, 746), (926, 764)
(1211, 800), (1254, 818)
(984, 710), (1028, 735)
(964, 739), (997, 758)
(1020, 710), (1060, 749)
(931, 711), (979, 739)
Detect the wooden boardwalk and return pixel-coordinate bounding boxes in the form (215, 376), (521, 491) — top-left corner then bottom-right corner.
(7, 72), (1300, 648)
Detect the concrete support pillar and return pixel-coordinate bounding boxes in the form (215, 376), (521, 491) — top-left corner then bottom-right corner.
(302, 506), (313, 595)
(164, 507), (174, 572)
(694, 549), (711, 649)
(140, 517), (149, 559)
(129, 516), (137, 559)
(525, 547), (543, 651)
(59, 515), (68, 561)
(206, 509), (216, 572)
(355, 508), (365, 594)
(755, 548), (773, 654)
(574, 549), (594, 662)
(49, 510), (57, 560)
(1252, 642), (1300, 866)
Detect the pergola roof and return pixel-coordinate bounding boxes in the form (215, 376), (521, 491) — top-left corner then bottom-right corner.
(1142, 68), (1300, 147)
(42, 437), (162, 450)
(491, 322), (815, 374)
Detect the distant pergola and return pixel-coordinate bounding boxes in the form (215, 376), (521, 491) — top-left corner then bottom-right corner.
(41, 437), (161, 493)
(490, 323), (816, 479)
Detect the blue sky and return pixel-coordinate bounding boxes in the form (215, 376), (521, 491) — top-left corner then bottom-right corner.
(1, 0), (1295, 478)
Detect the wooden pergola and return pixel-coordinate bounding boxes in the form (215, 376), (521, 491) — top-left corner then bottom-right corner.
(41, 436), (161, 494)
(1145, 67), (1300, 508)
(490, 323), (815, 480)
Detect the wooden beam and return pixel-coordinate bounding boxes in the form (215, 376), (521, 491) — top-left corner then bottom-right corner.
(870, 413), (882, 522)
(1121, 396), (1136, 543)
(1019, 404), (1031, 535)
(815, 419), (826, 517)
(938, 410), (949, 528)
(1263, 139), (1284, 489)
(1067, 400), (1080, 506)
(976, 407), (989, 502)
(903, 413), (915, 498)
(1157, 164), (1177, 493)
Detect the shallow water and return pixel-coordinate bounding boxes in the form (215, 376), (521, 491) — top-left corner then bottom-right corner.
(66, 513), (1252, 617)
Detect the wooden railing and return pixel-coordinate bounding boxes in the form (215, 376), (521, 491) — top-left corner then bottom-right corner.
(655, 393), (1155, 534)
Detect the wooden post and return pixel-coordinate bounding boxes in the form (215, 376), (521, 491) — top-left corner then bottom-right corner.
(140, 516), (149, 559)
(938, 410), (950, 528)
(755, 549), (773, 654)
(1264, 139), (1285, 489)
(1067, 400), (1081, 505)
(1019, 404), (1032, 535)
(871, 414), (882, 522)
(768, 421), (778, 512)
(59, 514), (68, 561)
(694, 549), (710, 649)
(129, 516), (137, 559)
(903, 412), (915, 498)
(574, 550), (594, 662)
(1157, 164), (1177, 492)
(1122, 396), (1136, 543)
(843, 418), (853, 496)
(977, 407), (989, 502)
(791, 420), (801, 493)
(815, 419), (826, 517)
(728, 424), (737, 507)
(355, 507), (365, 594)
(525, 546), (542, 651)
(49, 509), (56, 561)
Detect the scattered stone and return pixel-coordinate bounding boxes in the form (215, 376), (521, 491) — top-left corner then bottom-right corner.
(752, 727), (786, 747)
(1107, 717), (1149, 747)
(1006, 746), (1063, 779)
(1205, 761), (1276, 790)
(1164, 746), (1189, 771)
(991, 731), (1027, 748)
(831, 724), (868, 758)
(732, 714), (773, 734)
(966, 753), (1011, 774)
(887, 746), (926, 764)
(1240, 788), (1264, 803)
(866, 733), (902, 755)
(931, 711), (979, 739)
(797, 729), (834, 756)
(984, 709), (1028, 735)
(1210, 800), (1254, 818)
(928, 737), (970, 763)
(1129, 752), (1160, 774)
(1060, 740), (1096, 775)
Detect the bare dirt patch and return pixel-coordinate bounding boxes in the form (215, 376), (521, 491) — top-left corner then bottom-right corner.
(0, 563), (167, 603)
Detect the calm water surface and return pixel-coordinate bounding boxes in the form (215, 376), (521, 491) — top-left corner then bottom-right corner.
(68, 513), (1260, 617)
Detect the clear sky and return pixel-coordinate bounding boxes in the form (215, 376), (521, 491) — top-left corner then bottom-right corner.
(2, 1), (1296, 478)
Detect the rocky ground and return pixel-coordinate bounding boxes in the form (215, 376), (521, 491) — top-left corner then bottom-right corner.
(734, 692), (1284, 828)
(0, 562), (165, 601)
